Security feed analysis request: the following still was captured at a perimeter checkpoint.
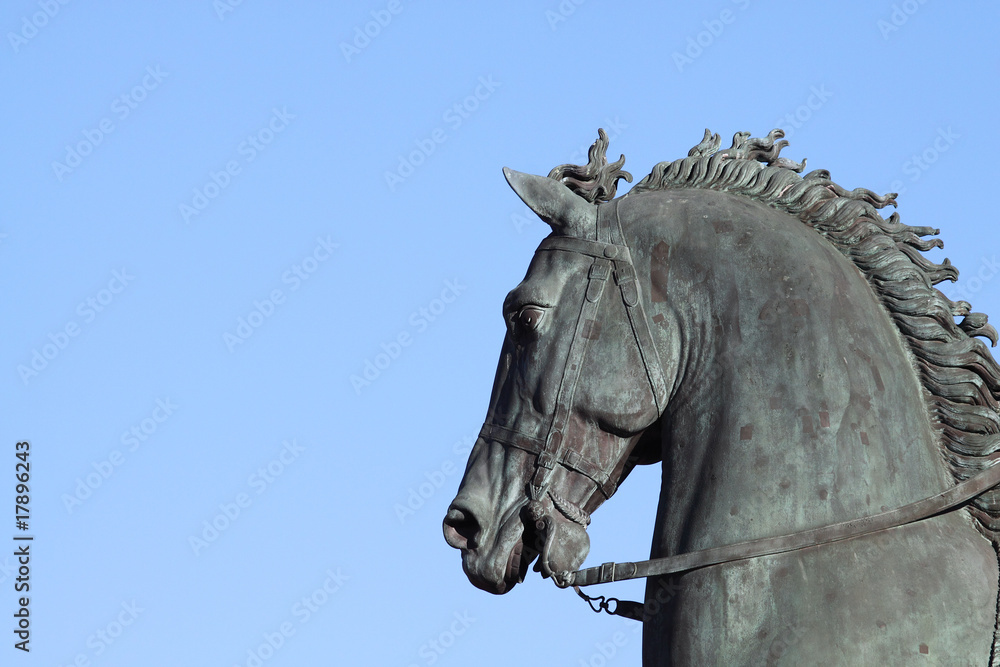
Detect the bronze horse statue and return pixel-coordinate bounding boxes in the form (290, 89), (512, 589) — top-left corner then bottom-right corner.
(443, 129), (1000, 664)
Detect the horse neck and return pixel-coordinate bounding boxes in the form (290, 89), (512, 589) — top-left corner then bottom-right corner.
(620, 188), (952, 555)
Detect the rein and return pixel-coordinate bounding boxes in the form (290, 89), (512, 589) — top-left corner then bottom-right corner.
(560, 458), (1000, 590)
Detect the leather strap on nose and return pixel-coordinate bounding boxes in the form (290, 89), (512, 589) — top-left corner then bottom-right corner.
(479, 424), (618, 498)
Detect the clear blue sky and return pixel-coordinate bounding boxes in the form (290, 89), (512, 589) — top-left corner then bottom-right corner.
(2, 1), (998, 665)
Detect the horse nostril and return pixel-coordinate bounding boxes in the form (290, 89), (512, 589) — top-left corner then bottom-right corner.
(443, 506), (481, 550)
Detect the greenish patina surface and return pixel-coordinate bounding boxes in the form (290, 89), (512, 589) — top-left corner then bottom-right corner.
(444, 130), (1000, 665)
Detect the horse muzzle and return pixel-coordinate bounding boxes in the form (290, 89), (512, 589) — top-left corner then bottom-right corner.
(444, 495), (535, 595)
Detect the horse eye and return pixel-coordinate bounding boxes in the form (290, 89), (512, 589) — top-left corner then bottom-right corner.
(518, 306), (545, 332)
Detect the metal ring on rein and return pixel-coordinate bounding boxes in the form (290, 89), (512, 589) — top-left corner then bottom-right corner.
(574, 585), (620, 616)
(572, 580), (647, 622)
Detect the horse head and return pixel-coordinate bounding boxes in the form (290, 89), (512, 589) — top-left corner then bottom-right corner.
(443, 129), (1000, 662)
(443, 167), (671, 594)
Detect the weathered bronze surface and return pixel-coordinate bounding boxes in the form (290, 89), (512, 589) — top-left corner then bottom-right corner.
(444, 129), (1000, 664)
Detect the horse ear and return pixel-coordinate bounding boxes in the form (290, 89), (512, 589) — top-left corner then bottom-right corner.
(503, 167), (596, 236)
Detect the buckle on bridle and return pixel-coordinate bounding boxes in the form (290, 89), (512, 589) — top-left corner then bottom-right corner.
(589, 262), (611, 281)
(614, 265), (639, 307)
(537, 451), (556, 470)
(613, 265), (635, 285)
(564, 450), (581, 468)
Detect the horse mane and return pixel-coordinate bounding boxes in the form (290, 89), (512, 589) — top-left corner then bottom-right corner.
(547, 128), (633, 203)
(550, 129), (1000, 542)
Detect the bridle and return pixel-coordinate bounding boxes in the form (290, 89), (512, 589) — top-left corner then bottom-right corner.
(480, 198), (1000, 621)
(478, 199), (668, 523)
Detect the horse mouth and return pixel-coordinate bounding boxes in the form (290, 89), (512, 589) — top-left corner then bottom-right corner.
(504, 510), (548, 589)
(505, 539), (533, 589)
